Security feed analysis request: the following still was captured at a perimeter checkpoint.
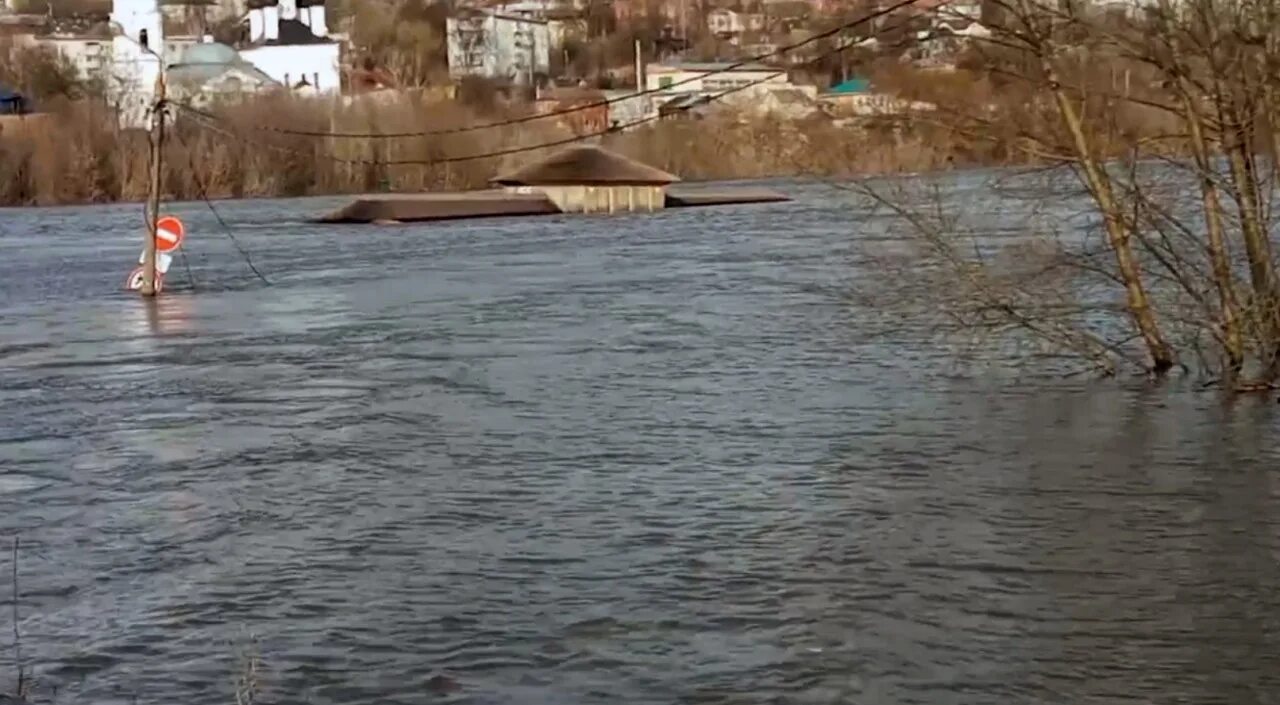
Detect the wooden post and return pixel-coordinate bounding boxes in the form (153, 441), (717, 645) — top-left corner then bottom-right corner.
(141, 69), (166, 297)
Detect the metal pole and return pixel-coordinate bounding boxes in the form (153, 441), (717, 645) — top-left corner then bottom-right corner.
(529, 24), (536, 96)
(680, 0), (686, 51)
(635, 38), (643, 89)
(141, 69), (166, 298)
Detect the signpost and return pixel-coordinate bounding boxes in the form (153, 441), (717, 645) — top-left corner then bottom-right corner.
(141, 69), (167, 297)
(125, 267), (164, 293)
(125, 214), (184, 293)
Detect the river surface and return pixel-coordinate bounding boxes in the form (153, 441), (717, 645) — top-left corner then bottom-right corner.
(1, 176), (1279, 705)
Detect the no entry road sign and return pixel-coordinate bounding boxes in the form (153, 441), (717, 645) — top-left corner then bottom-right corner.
(125, 266), (164, 293)
(155, 216), (185, 254)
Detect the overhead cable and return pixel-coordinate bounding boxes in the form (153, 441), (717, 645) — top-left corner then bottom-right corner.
(189, 0), (928, 140)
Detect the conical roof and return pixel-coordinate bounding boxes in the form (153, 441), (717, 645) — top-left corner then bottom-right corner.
(492, 145), (680, 186)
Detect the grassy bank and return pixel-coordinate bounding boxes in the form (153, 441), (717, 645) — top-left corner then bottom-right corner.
(0, 94), (991, 207)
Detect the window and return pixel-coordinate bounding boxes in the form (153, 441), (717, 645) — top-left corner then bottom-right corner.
(139, 29), (149, 49)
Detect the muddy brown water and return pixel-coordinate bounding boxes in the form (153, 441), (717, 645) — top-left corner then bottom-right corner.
(1, 177), (1278, 704)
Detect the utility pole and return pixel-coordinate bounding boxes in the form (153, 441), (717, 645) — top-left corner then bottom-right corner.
(680, 0), (687, 52)
(528, 22), (536, 98)
(141, 68), (166, 297)
(635, 38), (644, 89)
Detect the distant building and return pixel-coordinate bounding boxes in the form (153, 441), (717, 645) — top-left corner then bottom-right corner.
(0, 13), (43, 45)
(534, 87), (608, 135)
(913, 0), (985, 21)
(601, 88), (654, 129)
(483, 0), (585, 55)
(753, 87), (820, 119)
(492, 144), (678, 214)
(645, 61), (814, 116)
(612, 0), (684, 25)
(239, 0), (340, 92)
(819, 78), (935, 116)
(489, 0), (590, 15)
(707, 9), (764, 37)
(109, 0), (165, 130)
(168, 42), (278, 106)
(910, 20), (990, 69)
(646, 61), (791, 95)
(34, 21), (113, 85)
(447, 8), (551, 86)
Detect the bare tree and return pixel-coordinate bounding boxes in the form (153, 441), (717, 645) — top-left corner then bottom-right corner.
(851, 0), (1280, 389)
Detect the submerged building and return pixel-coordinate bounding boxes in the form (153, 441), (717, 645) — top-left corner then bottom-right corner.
(491, 145), (679, 214)
(319, 143), (788, 224)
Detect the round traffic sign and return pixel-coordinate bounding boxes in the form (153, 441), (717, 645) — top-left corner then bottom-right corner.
(155, 216), (185, 254)
(124, 266), (164, 293)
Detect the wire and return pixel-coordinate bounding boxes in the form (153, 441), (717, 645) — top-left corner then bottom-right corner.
(176, 125), (273, 286)
(178, 65), (772, 166)
(172, 5), (950, 170)
(175, 0), (929, 140)
(178, 245), (197, 291)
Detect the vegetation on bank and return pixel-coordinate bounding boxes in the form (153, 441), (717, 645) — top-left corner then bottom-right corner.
(0, 87), (982, 207)
(859, 0), (1280, 392)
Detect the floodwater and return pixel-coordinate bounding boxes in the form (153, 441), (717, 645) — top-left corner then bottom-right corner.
(1, 177), (1279, 705)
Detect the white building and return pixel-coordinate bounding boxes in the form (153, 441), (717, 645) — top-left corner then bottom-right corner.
(706, 9), (764, 38)
(239, 0), (339, 92)
(169, 42), (278, 106)
(645, 62), (801, 98)
(447, 9), (551, 86)
(36, 32), (112, 84)
(109, 0), (165, 130)
(645, 62), (817, 119)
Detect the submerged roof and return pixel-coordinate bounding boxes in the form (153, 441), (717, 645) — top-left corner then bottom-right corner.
(492, 145), (680, 186)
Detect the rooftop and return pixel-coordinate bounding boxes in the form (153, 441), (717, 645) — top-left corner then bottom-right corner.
(492, 145), (680, 186)
(649, 61), (780, 73)
(246, 0), (325, 7)
(827, 78), (870, 94)
(169, 42), (276, 88)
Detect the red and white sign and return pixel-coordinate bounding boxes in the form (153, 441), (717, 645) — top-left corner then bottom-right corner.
(124, 267), (164, 293)
(138, 251), (174, 274)
(155, 216), (185, 253)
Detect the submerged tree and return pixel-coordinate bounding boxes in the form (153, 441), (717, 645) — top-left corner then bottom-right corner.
(856, 0), (1280, 390)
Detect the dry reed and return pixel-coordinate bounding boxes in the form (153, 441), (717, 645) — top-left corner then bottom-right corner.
(0, 93), (988, 207)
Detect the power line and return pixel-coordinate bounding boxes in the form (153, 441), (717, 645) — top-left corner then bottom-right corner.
(176, 126), (273, 286)
(172, 3), (952, 168)
(176, 47), (820, 166)
(186, 0), (929, 140)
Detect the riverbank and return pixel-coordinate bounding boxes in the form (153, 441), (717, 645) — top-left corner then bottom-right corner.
(0, 95), (1007, 207)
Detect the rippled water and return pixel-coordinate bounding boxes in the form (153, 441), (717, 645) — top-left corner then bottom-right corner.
(2, 177), (1279, 705)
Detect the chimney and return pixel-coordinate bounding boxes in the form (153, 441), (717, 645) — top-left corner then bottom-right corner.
(279, 0), (298, 21)
(248, 7), (265, 42)
(308, 3), (328, 37)
(263, 3), (279, 41)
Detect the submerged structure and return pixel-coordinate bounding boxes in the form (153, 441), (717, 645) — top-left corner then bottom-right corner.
(492, 145), (679, 214)
(319, 144), (789, 224)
